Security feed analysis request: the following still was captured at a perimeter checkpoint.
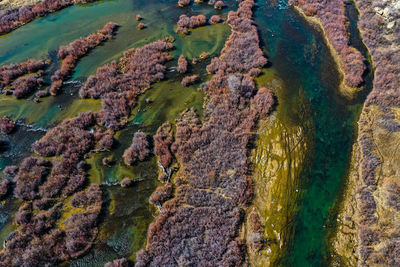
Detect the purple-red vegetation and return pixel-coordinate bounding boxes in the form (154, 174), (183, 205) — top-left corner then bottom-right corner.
(181, 74), (199, 86)
(0, 116), (16, 134)
(3, 165), (18, 179)
(209, 14), (221, 24)
(123, 131), (150, 166)
(289, 0), (366, 88)
(176, 14), (207, 35)
(80, 40), (173, 130)
(138, 1), (272, 265)
(0, 59), (45, 98)
(35, 90), (50, 98)
(252, 87), (275, 118)
(12, 74), (43, 99)
(248, 211), (264, 251)
(70, 184), (102, 208)
(177, 54), (188, 73)
(121, 177), (133, 187)
(136, 22), (146, 29)
(214, 0), (224, 9)
(0, 0), (101, 35)
(104, 258), (130, 267)
(178, 0), (190, 7)
(0, 179), (10, 199)
(149, 183), (172, 207)
(14, 157), (49, 201)
(0, 40), (174, 266)
(154, 122), (174, 172)
(32, 112), (96, 157)
(50, 22), (118, 95)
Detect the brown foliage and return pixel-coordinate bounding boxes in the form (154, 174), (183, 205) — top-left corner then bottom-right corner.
(50, 22), (118, 95)
(176, 14), (207, 35)
(252, 87), (275, 118)
(123, 131), (150, 166)
(289, 0), (366, 87)
(0, 116), (16, 134)
(149, 183), (172, 206)
(177, 54), (188, 73)
(209, 15), (221, 24)
(154, 122), (174, 170)
(181, 74), (199, 86)
(140, 1), (270, 265)
(80, 40), (173, 130)
(178, 0), (190, 7)
(0, 59), (45, 98)
(0, 0), (102, 35)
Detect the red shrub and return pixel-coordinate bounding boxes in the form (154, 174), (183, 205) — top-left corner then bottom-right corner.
(214, 0), (224, 9)
(178, 0), (190, 7)
(141, 1), (270, 265)
(0, 59), (44, 87)
(120, 177), (133, 187)
(0, 117), (15, 134)
(0, 179), (10, 199)
(177, 54), (188, 73)
(123, 131), (150, 166)
(136, 22), (146, 29)
(12, 74), (43, 99)
(154, 122), (174, 170)
(80, 40), (173, 130)
(14, 157), (49, 200)
(50, 22), (118, 95)
(289, 0), (366, 87)
(176, 14), (207, 35)
(209, 15), (221, 24)
(252, 87), (275, 118)
(149, 183), (173, 206)
(181, 74), (199, 86)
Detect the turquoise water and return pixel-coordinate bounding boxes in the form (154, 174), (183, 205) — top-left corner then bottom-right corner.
(254, 0), (370, 265)
(0, 0), (231, 265)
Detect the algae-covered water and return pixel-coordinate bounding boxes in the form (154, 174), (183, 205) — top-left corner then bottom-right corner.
(0, 0), (370, 265)
(251, 0), (370, 266)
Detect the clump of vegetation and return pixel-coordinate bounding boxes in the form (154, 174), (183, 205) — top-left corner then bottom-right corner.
(176, 14), (207, 35)
(177, 54), (188, 73)
(289, 0), (366, 88)
(138, 1), (274, 265)
(209, 15), (221, 24)
(0, 117), (16, 134)
(123, 131), (150, 166)
(181, 74), (199, 86)
(0, 0), (101, 35)
(50, 22), (118, 95)
(79, 40), (173, 130)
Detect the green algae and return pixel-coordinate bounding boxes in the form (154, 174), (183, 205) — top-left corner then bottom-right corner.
(250, 1), (369, 266)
